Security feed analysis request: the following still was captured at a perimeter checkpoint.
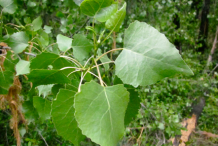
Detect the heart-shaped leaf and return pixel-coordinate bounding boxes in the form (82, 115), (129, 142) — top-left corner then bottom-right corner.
(74, 81), (129, 146)
(9, 32), (29, 54)
(105, 2), (126, 32)
(72, 34), (93, 61)
(57, 34), (72, 52)
(52, 89), (85, 146)
(80, 0), (114, 17)
(115, 21), (193, 87)
(15, 60), (30, 76)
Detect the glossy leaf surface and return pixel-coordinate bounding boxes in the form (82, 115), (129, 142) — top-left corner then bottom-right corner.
(80, 0), (113, 17)
(105, 2), (126, 32)
(74, 81), (129, 146)
(115, 21), (193, 87)
(95, 3), (118, 22)
(52, 89), (84, 146)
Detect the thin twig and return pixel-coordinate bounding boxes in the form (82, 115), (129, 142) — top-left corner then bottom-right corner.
(209, 64), (218, 76)
(60, 67), (80, 70)
(91, 61), (114, 69)
(24, 52), (36, 57)
(88, 71), (107, 86)
(94, 59), (104, 86)
(137, 127), (145, 146)
(38, 132), (49, 146)
(84, 55), (94, 68)
(96, 48), (123, 61)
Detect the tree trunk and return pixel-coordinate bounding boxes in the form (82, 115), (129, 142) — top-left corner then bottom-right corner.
(197, 0), (211, 53)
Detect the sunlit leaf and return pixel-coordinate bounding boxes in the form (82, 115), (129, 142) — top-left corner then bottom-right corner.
(37, 84), (54, 98)
(32, 16), (42, 31)
(105, 2), (126, 32)
(57, 34), (72, 52)
(15, 60), (30, 76)
(9, 32), (29, 54)
(95, 3), (118, 22)
(0, 0), (17, 14)
(115, 21), (193, 87)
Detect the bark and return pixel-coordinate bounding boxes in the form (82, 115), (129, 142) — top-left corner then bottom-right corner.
(197, 0), (211, 53)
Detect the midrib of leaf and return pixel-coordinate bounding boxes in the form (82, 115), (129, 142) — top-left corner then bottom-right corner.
(123, 49), (186, 71)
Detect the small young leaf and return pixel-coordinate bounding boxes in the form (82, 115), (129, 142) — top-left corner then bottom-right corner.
(57, 34), (72, 52)
(105, 2), (126, 32)
(15, 60), (30, 76)
(9, 32), (29, 54)
(44, 25), (53, 34)
(52, 89), (85, 146)
(72, 34), (93, 61)
(0, 0), (17, 14)
(28, 70), (70, 87)
(37, 84), (54, 98)
(97, 49), (111, 71)
(115, 21), (193, 87)
(74, 81), (129, 146)
(32, 16), (42, 31)
(95, 3), (118, 22)
(73, 0), (84, 6)
(80, 0), (113, 17)
(33, 96), (51, 121)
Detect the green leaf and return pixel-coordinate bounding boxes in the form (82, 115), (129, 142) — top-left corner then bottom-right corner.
(0, 71), (14, 94)
(15, 60), (30, 76)
(32, 16), (42, 31)
(44, 25), (53, 34)
(73, 0), (84, 6)
(33, 96), (51, 121)
(115, 21), (193, 87)
(37, 84), (54, 98)
(95, 3), (118, 22)
(52, 89), (85, 146)
(80, 0), (113, 17)
(57, 34), (72, 52)
(72, 34), (93, 61)
(30, 52), (73, 70)
(113, 76), (141, 125)
(37, 29), (49, 47)
(105, 2), (126, 32)
(4, 50), (19, 72)
(74, 81), (129, 146)
(28, 70), (70, 87)
(0, 0), (17, 14)
(22, 100), (39, 123)
(9, 32), (29, 54)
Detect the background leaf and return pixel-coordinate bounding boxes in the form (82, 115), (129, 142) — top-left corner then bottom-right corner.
(0, 0), (17, 14)
(105, 2), (126, 32)
(72, 34), (93, 61)
(15, 60), (30, 76)
(52, 89), (85, 146)
(33, 96), (51, 121)
(32, 16), (42, 31)
(9, 31), (29, 54)
(73, 0), (84, 6)
(80, 0), (114, 17)
(95, 3), (118, 22)
(37, 84), (54, 98)
(115, 21), (193, 87)
(57, 34), (72, 52)
(74, 81), (129, 146)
